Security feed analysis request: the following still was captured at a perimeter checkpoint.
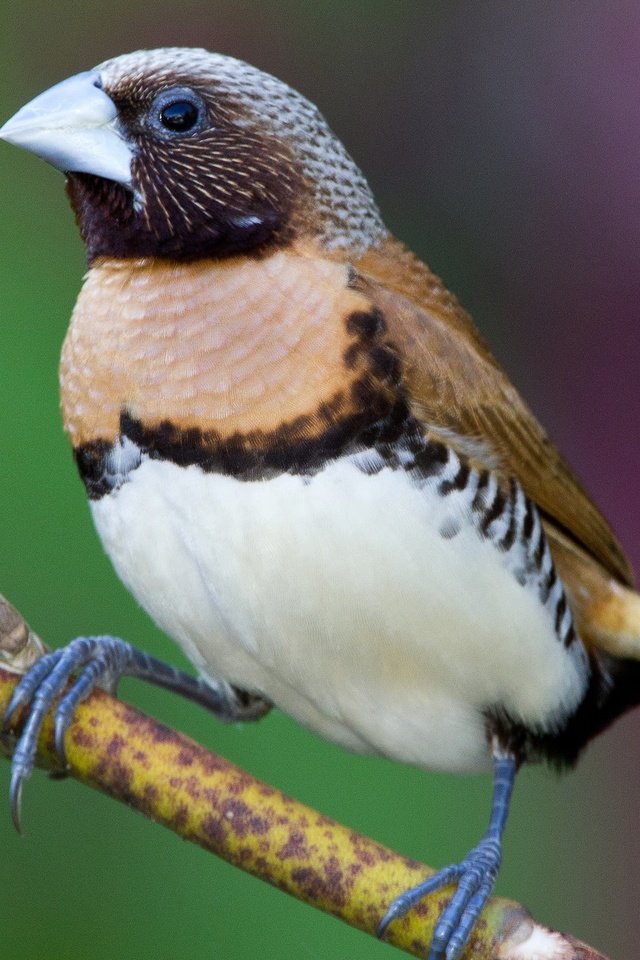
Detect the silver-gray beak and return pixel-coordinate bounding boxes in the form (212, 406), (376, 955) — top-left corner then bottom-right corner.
(0, 70), (133, 188)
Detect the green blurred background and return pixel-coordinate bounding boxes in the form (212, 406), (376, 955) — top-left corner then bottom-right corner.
(1, 2), (639, 958)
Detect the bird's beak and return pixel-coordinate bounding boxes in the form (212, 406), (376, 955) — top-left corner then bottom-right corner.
(0, 70), (133, 188)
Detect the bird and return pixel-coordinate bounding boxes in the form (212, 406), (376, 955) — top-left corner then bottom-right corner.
(1, 47), (640, 960)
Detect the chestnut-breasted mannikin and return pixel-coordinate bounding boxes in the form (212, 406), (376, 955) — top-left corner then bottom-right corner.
(2, 48), (639, 960)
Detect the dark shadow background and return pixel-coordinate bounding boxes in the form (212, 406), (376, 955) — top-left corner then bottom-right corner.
(1, 2), (639, 958)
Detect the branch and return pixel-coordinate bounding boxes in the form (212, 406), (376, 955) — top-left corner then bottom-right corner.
(0, 594), (607, 960)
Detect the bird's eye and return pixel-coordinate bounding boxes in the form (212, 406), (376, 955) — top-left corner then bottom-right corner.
(150, 87), (206, 137)
(160, 100), (199, 132)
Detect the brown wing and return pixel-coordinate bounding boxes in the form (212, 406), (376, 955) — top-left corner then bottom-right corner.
(351, 237), (634, 587)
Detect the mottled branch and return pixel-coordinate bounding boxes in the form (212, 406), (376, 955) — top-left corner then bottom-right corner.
(0, 594), (608, 960)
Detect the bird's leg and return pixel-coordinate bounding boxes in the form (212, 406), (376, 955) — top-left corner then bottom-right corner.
(378, 745), (518, 960)
(2, 634), (271, 831)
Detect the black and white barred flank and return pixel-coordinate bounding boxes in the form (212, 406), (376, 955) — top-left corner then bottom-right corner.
(355, 431), (578, 652)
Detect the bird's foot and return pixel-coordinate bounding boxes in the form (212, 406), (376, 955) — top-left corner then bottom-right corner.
(2, 634), (272, 832)
(2, 635), (137, 831)
(377, 834), (502, 960)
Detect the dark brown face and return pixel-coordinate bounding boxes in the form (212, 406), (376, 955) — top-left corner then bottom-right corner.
(67, 74), (306, 262)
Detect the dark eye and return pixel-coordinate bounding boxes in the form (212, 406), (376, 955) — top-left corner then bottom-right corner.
(160, 100), (199, 132)
(150, 87), (206, 137)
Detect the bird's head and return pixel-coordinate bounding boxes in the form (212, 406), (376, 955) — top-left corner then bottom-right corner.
(0, 48), (386, 261)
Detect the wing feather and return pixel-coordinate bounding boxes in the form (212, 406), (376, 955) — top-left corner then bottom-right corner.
(351, 238), (633, 586)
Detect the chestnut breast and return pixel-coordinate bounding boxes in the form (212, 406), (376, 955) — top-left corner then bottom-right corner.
(60, 247), (384, 453)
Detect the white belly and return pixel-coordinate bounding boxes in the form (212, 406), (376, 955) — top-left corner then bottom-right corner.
(91, 455), (588, 772)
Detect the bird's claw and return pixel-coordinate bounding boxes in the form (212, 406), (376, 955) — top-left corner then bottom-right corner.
(377, 835), (502, 960)
(2, 635), (134, 831)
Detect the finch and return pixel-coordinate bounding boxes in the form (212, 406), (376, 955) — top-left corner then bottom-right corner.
(2, 48), (639, 960)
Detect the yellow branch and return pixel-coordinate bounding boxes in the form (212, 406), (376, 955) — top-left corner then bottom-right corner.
(0, 594), (608, 960)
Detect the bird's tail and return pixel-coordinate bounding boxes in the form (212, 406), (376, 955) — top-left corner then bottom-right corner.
(549, 528), (640, 661)
(544, 527), (640, 757)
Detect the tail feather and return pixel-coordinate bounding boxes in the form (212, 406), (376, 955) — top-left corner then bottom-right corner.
(548, 525), (640, 660)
